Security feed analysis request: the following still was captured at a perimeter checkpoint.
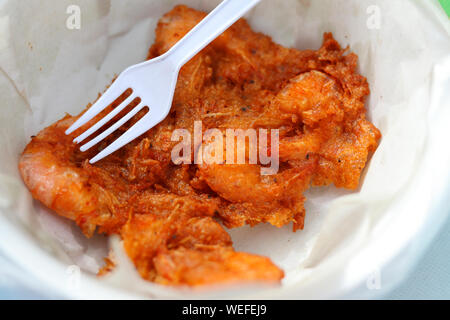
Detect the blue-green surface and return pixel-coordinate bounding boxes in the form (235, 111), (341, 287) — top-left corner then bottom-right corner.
(383, 215), (450, 300)
(439, 0), (450, 17)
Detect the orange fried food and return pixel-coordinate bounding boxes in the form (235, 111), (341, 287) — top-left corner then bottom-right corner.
(18, 5), (380, 287)
(123, 213), (283, 286)
(148, 5), (380, 227)
(19, 116), (114, 236)
(199, 164), (313, 231)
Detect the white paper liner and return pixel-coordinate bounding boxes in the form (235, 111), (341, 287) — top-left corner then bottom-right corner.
(0, 0), (449, 299)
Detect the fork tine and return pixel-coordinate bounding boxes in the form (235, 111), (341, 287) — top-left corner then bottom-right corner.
(79, 101), (146, 153)
(65, 80), (127, 135)
(89, 111), (162, 164)
(73, 94), (137, 144)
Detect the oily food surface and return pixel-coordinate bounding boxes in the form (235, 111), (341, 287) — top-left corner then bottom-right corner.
(18, 6), (380, 286)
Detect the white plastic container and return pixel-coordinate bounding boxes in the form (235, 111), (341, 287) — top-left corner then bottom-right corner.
(0, 0), (449, 299)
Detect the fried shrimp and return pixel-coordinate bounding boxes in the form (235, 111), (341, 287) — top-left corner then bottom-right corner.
(19, 5), (380, 287)
(123, 213), (283, 286)
(198, 163), (313, 230)
(19, 116), (108, 236)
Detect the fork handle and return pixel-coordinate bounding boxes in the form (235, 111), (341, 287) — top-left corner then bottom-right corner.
(166, 0), (261, 68)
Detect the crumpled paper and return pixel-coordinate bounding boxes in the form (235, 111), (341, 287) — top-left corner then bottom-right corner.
(0, 0), (449, 299)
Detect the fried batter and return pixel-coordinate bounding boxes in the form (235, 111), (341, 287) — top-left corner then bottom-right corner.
(18, 5), (380, 286)
(123, 214), (283, 286)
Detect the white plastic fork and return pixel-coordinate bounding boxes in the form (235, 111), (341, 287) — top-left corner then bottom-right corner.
(65, 0), (262, 164)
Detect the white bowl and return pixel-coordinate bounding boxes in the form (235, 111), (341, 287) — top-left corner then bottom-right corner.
(0, 0), (449, 299)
